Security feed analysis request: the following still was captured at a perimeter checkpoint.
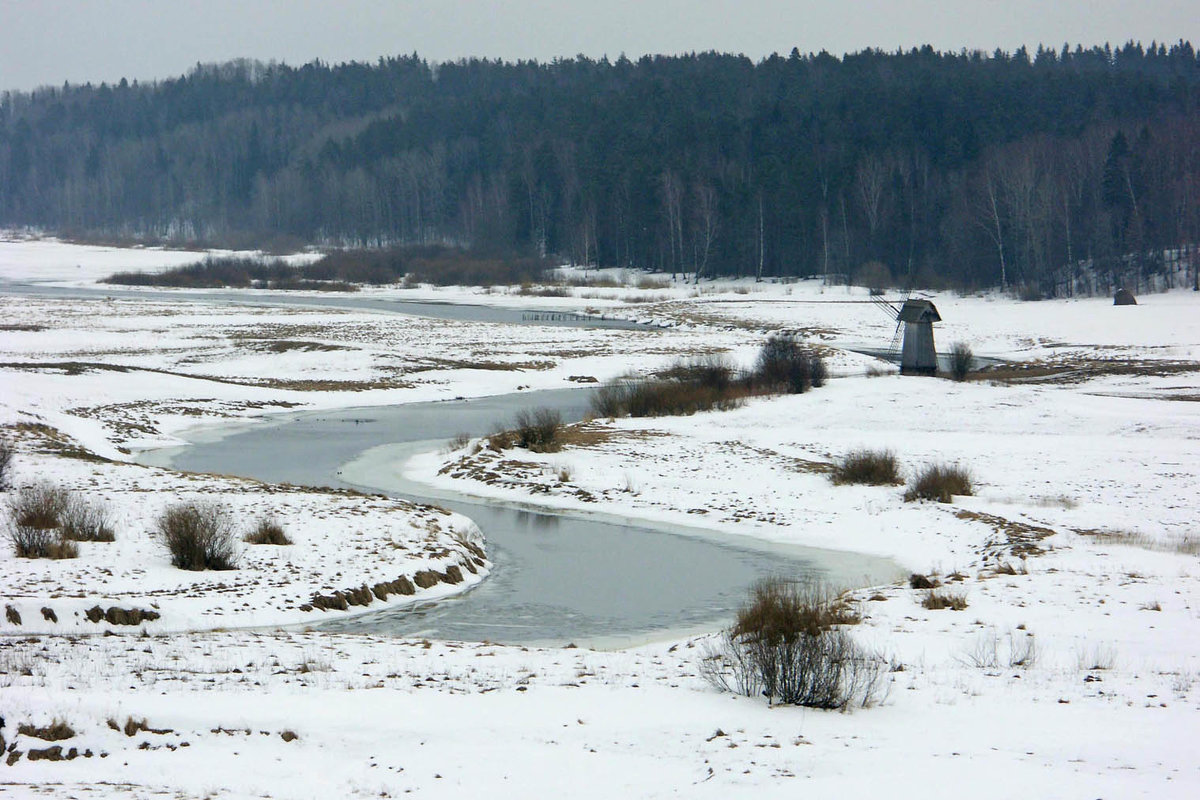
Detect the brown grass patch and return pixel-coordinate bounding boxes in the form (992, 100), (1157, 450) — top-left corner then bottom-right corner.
(909, 573), (941, 589)
(241, 339), (353, 354)
(414, 357), (555, 372)
(18, 720), (75, 741)
(955, 509), (1055, 557)
(1073, 527), (1199, 555)
(904, 463), (973, 503)
(243, 518), (292, 545)
(831, 449), (902, 486)
(224, 377), (414, 391)
(977, 357), (1200, 385)
(413, 570), (442, 589)
(921, 590), (968, 610)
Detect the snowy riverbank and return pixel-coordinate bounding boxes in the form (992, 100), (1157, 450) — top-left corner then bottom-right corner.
(2, 237), (1198, 798)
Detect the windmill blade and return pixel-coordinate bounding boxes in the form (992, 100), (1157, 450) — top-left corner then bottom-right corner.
(870, 295), (899, 320)
(886, 318), (904, 363)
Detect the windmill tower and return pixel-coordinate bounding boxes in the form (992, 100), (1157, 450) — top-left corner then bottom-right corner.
(872, 296), (942, 375)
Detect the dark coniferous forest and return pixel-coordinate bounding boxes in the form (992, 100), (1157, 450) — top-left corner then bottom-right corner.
(2, 42), (1198, 293)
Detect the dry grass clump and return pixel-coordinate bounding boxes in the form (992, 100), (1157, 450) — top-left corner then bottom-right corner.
(156, 502), (239, 570)
(831, 449), (902, 486)
(244, 517), (292, 546)
(909, 572), (941, 589)
(592, 356), (747, 418)
(596, 376), (748, 418)
(18, 720), (75, 741)
(444, 432), (472, 453)
(904, 463), (974, 503)
(921, 589), (968, 610)
(593, 341), (828, 421)
(701, 579), (884, 709)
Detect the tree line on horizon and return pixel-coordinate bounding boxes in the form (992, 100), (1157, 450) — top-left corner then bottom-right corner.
(1, 42), (1198, 295)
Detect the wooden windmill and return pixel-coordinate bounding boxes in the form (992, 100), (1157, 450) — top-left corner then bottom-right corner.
(872, 295), (942, 375)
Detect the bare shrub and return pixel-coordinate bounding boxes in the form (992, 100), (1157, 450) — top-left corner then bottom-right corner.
(8, 482), (69, 529)
(156, 502), (239, 570)
(0, 438), (13, 490)
(244, 517), (292, 545)
(6, 483), (78, 558)
(1076, 643), (1117, 671)
(904, 463), (974, 503)
(8, 525), (57, 558)
(921, 589), (968, 610)
(754, 334), (812, 393)
(809, 354), (828, 387)
(701, 579), (884, 709)
(831, 449), (902, 486)
(949, 342), (974, 382)
(958, 628), (1037, 669)
(512, 407), (563, 452)
(60, 496), (115, 542)
(1008, 632), (1038, 667)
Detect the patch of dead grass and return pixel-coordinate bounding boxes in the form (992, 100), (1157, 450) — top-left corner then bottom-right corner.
(953, 509), (1055, 557)
(977, 357), (1200, 385)
(1073, 527), (1200, 555)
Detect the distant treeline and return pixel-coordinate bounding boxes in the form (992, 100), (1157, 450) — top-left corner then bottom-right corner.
(4, 43), (1200, 293)
(106, 245), (552, 289)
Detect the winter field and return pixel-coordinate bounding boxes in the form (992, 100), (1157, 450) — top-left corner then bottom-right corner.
(1, 236), (1199, 798)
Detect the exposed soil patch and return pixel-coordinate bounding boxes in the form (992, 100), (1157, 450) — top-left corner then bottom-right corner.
(219, 377), (414, 391)
(976, 357), (1200, 385)
(409, 357), (556, 373)
(84, 605), (162, 625)
(953, 509), (1056, 557)
(237, 339), (355, 354)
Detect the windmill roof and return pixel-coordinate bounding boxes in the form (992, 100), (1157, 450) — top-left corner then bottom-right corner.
(898, 299), (941, 323)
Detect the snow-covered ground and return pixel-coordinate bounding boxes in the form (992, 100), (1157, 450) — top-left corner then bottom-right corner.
(2, 237), (1199, 797)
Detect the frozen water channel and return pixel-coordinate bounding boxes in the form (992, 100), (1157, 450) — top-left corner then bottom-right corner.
(146, 388), (901, 647)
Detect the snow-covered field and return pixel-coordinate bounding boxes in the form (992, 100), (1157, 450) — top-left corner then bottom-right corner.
(2, 237), (1199, 797)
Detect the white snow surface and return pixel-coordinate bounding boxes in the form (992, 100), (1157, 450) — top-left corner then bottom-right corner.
(1, 238), (1198, 798)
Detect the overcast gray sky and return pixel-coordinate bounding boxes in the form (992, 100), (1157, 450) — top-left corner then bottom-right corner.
(1, 1), (1197, 92)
